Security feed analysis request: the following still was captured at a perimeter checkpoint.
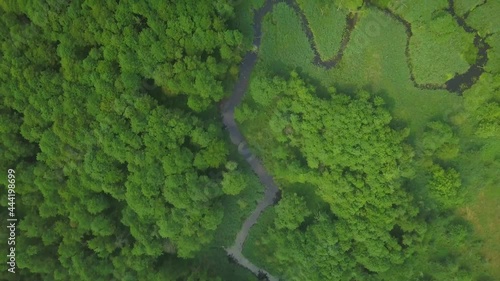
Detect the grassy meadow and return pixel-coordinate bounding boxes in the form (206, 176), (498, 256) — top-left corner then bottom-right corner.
(409, 14), (476, 85)
(296, 0), (348, 61)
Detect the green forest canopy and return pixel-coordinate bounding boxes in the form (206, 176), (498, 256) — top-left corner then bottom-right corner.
(0, 0), (250, 280)
(0, 0), (499, 280)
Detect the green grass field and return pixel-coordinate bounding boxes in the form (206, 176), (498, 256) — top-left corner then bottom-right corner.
(409, 14), (476, 85)
(385, 0), (476, 85)
(256, 3), (320, 76)
(252, 5), (463, 136)
(466, 0), (500, 35)
(454, 0), (485, 17)
(296, 0), (348, 61)
(486, 33), (500, 74)
(329, 8), (463, 134)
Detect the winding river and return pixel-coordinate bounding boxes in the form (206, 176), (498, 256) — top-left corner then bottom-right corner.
(221, 0), (280, 280)
(221, 0), (490, 279)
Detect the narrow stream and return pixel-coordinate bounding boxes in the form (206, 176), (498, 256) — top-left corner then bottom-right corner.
(221, 0), (280, 280)
(285, 0), (359, 68)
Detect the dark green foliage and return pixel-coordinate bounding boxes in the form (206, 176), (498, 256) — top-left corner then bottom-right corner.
(274, 192), (311, 230)
(380, 215), (492, 281)
(0, 1), (248, 280)
(1, 0), (498, 280)
(428, 165), (463, 209)
(0, 105), (37, 171)
(465, 0), (500, 35)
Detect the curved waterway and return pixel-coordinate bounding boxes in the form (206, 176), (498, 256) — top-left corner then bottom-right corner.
(444, 0), (490, 93)
(221, 0), (280, 280)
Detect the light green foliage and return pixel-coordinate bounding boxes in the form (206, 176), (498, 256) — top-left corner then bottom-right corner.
(463, 73), (500, 138)
(421, 121), (460, 160)
(296, 0), (348, 60)
(248, 73), (287, 106)
(409, 14), (476, 85)
(274, 193), (311, 230)
(225, 161), (238, 171)
(222, 170), (249, 195)
(428, 165), (463, 209)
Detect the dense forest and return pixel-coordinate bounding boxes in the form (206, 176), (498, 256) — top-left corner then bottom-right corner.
(0, 0), (256, 280)
(1, 0), (499, 280)
(238, 71), (493, 280)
